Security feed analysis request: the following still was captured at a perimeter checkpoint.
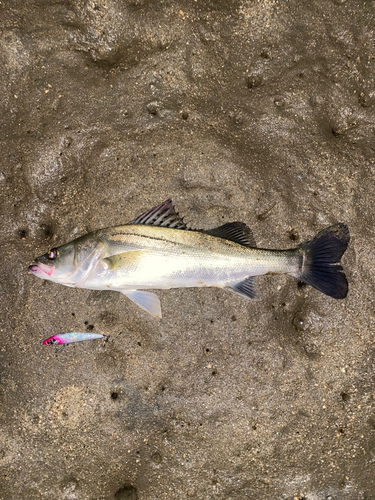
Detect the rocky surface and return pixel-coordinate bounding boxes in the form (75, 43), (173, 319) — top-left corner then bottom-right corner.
(1, 0), (375, 499)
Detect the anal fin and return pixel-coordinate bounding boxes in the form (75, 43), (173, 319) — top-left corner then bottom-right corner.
(226, 277), (257, 300)
(120, 290), (162, 318)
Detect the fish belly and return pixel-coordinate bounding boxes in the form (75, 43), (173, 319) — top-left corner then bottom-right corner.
(82, 248), (252, 291)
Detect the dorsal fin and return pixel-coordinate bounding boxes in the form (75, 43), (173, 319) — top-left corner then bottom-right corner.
(129, 199), (188, 229)
(204, 222), (256, 247)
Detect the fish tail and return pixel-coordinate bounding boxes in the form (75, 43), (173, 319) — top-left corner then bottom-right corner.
(298, 223), (350, 299)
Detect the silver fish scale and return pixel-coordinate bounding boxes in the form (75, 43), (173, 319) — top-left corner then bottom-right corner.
(83, 225), (299, 292)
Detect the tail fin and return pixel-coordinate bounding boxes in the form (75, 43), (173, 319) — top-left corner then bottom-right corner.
(299, 223), (350, 299)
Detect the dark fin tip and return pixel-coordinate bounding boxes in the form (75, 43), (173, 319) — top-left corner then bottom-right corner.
(129, 199), (189, 230)
(299, 223), (350, 299)
(227, 276), (257, 300)
(205, 222), (256, 247)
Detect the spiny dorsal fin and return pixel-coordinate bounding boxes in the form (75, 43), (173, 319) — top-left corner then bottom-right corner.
(204, 222), (256, 247)
(129, 199), (188, 229)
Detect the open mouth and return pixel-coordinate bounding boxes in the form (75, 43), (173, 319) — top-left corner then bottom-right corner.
(28, 263), (54, 277)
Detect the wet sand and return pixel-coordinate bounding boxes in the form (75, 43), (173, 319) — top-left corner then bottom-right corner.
(0, 1), (374, 499)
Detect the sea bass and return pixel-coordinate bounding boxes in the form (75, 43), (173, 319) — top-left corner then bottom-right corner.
(28, 200), (350, 318)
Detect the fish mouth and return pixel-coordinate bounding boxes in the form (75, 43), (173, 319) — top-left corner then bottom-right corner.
(28, 262), (54, 277)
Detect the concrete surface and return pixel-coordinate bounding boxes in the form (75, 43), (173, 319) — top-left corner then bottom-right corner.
(0, 0), (375, 499)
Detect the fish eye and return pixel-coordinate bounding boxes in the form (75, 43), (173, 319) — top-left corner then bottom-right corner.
(47, 248), (59, 260)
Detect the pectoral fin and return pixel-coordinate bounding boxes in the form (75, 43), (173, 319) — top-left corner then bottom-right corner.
(120, 290), (162, 319)
(73, 240), (107, 287)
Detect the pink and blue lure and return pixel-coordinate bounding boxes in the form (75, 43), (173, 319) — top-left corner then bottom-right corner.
(43, 332), (106, 347)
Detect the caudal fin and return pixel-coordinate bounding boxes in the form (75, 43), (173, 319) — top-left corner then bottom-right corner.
(299, 223), (350, 299)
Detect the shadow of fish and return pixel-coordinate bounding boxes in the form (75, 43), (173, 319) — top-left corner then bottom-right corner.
(29, 200), (350, 318)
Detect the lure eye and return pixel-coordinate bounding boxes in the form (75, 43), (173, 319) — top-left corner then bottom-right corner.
(47, 248), (59, 260)
(47, 338), (58, 345)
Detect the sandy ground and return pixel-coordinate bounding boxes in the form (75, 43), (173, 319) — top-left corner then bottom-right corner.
(1, 0), (375, 499)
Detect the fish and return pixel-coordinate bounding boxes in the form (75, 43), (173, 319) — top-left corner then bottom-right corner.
(43, 332), (106, 346)
(29, 199), (350, 319)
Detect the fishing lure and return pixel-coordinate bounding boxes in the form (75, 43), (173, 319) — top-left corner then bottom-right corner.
(43, 332), (107, 349)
